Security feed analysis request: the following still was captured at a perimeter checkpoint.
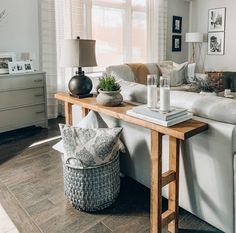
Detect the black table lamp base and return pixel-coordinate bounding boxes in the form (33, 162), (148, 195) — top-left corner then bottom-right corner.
(68, 67), (93, 98)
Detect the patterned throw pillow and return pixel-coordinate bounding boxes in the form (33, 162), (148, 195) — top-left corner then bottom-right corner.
(59, 124), (122, 168)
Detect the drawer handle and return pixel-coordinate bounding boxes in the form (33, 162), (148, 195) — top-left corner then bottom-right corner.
(35, 94), (43, 97)
(35, 111), (44, 114)
(34, 79), (43, 82)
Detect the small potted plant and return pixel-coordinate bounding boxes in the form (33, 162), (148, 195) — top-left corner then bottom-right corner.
(96, 75), (123, 106)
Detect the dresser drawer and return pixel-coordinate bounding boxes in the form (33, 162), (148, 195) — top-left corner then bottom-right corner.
(0, 73), (45, 91)
(0, 88), (45, 110)
(0, 104), (46, 132)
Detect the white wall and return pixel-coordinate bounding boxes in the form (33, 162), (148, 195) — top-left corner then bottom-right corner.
(191, 0), (236, 71)
(0, 0), (40, 70)
(166, 0), (190, 63)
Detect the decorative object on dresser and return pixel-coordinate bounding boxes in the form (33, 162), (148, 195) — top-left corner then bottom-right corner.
(0, 52), (16, 74)
(185, 32), (203, 63)
(8, 60), (34, 74)
(0, 72), (48, 133)
(60, 37), (97, 98)
(96, 75), (123, 106)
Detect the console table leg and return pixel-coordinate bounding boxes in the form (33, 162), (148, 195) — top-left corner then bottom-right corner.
(150, 130), (163, 233)
(82, 107), (89, 118)
(65, 102), (73, 125)
(168, 136), (180, 233)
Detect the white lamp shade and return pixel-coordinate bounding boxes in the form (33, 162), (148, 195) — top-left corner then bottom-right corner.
(60, 39), (97, 67)
(185, 33), (203, 43)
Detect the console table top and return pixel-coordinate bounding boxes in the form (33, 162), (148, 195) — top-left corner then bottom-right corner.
(55, 92), (208, 140)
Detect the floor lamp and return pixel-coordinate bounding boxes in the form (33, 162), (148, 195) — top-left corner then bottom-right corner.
(185, 32), (203, 63)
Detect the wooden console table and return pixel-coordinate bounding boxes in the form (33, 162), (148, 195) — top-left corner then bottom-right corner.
(55, 92), (208, 233)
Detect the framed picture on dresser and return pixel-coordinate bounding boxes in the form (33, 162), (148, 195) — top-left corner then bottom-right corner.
(0, 52), (16, 74)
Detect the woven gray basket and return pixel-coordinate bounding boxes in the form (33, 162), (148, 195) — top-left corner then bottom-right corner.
(63, 154), (120, 212)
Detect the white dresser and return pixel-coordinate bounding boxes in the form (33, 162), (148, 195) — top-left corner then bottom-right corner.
(0, 72), (48, 133)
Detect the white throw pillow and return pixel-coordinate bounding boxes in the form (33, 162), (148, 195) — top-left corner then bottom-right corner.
(187, 63), (196, 83)
(53, 111), (125, 154)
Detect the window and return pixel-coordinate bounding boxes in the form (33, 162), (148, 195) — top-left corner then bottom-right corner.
(84, 0), (147, 71)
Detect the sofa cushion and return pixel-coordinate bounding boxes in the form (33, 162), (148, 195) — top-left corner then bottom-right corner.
(170, 91), (236, 124)
(126, 63), (161, 85)
(117, 79), (158, 104)
(158, 61), (188, 87)
(106, 64), (136, 82)
(105, 63), (160, 85)
(59, 124), (122, 168)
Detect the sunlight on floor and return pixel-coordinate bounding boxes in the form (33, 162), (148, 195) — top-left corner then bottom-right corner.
(0, 204), (19, 233)
(29, 135), (61, 148)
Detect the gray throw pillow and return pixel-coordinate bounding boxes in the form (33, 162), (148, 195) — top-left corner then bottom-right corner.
(59, 124), (122, 168)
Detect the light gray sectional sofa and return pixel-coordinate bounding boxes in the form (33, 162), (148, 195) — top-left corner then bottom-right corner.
(79, 65), (236, 232)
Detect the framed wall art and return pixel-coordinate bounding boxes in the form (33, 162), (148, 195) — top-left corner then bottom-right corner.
(0, 52), (16, 74)
(208, 8), (226, 32)
(172, 16), (182, 33)
(172, 35), (182, 52)
(208, 32), (225, 55)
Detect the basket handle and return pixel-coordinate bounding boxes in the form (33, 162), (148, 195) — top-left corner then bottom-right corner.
(65, 157), (79, 165)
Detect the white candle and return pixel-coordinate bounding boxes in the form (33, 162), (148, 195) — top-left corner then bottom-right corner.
(160, 87), (170, 112)
(147, 85), (157, 108)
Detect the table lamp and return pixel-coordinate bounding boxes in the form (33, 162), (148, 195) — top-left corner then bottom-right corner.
(185, 32), (203, 63)
(60, 37), (97, 98)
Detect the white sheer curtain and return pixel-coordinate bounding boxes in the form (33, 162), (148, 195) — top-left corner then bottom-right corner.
(39, 0), (58, 119)
(39, 0), (168, 119)
(146, 0), (168, 62)
(39, 0), (85, 118)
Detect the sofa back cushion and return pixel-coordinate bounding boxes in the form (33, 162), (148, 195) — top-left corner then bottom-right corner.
(106, 64), (136, 83)
(105, 63), (160, 85)
(170, 91), (236, 124)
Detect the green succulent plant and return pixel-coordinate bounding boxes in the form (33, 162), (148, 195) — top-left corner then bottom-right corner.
(98, 75), (120, 91)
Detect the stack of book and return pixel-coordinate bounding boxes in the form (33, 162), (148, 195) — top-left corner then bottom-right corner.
(126, 105), (192, 127)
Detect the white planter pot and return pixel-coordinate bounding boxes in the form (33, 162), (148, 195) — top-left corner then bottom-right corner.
(96, 89), (123, 106)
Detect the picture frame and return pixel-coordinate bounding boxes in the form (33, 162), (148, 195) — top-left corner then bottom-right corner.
(172, 35), (182, 52)
(208, 8), (226, 32)
(8, 61), (34, 74)
(8, 61), (26, 74)
(208, 32), (225, 55)
(0, 52), (16, 74)
(24, 61), (34, 72)
(172, 16), (182, 33)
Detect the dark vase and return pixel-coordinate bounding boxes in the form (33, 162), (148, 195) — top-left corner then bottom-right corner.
(68, 70), (92, 96)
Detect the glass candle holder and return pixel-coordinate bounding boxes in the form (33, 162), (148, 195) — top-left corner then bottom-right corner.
(159, 76), (170, 112)
(147, 74), (158, 108)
